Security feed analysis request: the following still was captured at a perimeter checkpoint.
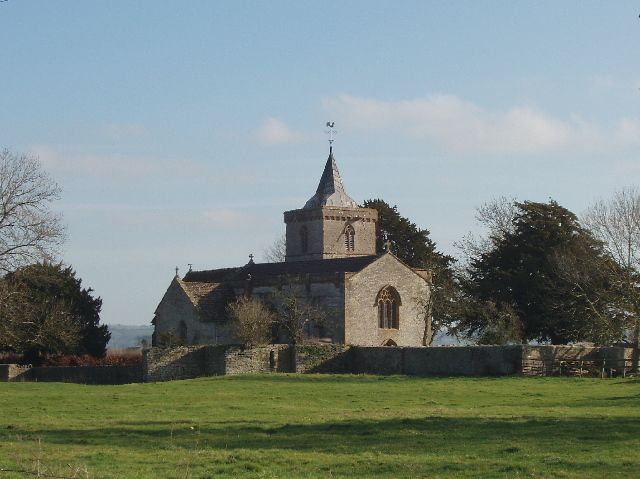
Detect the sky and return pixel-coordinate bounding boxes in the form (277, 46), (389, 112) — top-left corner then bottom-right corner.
(1, 1), (639, 326)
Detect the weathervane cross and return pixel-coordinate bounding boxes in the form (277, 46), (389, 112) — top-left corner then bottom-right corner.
(325, 121), (337, 147)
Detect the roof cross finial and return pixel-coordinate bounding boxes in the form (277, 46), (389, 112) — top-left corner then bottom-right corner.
(325, 121), (336, 151)
(175, 266), (179, 277)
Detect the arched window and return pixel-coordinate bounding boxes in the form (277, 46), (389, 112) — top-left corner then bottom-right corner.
(344, 224), (355, 252)
(377, 286), (401, 329)
(300, 226), (309, 253)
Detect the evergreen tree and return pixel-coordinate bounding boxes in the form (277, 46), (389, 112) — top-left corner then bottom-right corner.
(0, 262), (109, 360)
(461, 200), (627, 344)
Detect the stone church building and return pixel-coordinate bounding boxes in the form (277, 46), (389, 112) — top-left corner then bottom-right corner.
(153, 147), (431, 347)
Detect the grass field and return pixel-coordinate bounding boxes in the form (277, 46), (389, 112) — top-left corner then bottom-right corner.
(0, 375), (639, 478)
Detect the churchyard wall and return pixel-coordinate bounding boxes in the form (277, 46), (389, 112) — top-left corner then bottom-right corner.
(142, 344), (632, 381)
(1, 364), (142, 384)
(351, 346), (523, 375)
(2, 344), (632, 383)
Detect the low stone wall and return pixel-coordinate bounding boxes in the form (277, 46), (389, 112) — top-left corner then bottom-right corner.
(295, 345), (351, 373)
(143, 346), (211, 382)
(351, 346), (523, 376)
(0, 364), (31, 381)
(143, 344), (633, 381)
(521, 345), (631, 375)
(2, 364), (142, 384)
(224, 345), (293, 375)
(143, 345), (295, 382)
(4, 345), (632, 383)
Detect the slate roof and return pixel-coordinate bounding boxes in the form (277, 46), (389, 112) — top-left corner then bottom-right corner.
(303, 147), (358, 209)
(183, 255), (379, 283)
(177, 278), (234, 321)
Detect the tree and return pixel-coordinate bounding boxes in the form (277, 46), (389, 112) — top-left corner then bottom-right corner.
(583, 187), (640, 370)
(363, 199), (453, 270)
(0, 262), (109, 361)
(0, 282), (82, 362)
(264, 234), (286, 263)
(227, 296), (274, 347)
(273, 288), (326, 344)
(456, 196), (518, 266)
(458, 200), (627, 345)
(0, 149), (65, 273)
(362, 199), (457, 345)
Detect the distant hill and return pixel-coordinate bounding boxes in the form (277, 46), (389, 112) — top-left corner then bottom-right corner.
(105, 325), (460, 349)
(432, 330), (466, 346)
(107, 324), (153, 349)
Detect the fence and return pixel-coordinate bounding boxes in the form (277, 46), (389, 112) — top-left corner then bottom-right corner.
(522, 358), (633, 378)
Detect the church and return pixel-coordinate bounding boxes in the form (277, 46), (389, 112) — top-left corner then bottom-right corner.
(152, 145), (431, 347)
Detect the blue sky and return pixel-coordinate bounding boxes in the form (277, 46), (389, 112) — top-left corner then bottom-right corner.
(1, 1), (638, 326)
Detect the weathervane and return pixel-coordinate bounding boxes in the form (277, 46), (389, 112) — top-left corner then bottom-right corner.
(325, 121), (337, 149)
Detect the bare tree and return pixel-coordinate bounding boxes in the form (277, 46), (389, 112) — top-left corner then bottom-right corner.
(273, 288), (326, 344)
(263, 234), (286, 263)
(584, 186), (640, 370)
(0, 149), (65, 272)
(227, 296), (274, 347)
(455, 196), (518, 267)
(417, 270), (462, 346)
(584, 187), (640, 272)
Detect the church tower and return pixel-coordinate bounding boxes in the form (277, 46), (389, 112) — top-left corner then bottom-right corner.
(284, 146), (378, 262)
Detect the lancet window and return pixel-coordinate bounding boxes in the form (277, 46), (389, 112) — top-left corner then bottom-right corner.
(344, 224), (355, 252)
(377, 286), (400, 329)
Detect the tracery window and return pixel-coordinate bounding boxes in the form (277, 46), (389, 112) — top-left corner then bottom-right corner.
(300, 226), (309, 253)
(344, 224), (355, 252)
(377, 286), (400, 329)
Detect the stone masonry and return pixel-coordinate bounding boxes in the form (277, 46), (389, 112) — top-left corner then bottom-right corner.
(153, 145), (431, 348)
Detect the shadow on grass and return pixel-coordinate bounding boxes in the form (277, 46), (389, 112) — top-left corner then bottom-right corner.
(3, 415), (639, 455)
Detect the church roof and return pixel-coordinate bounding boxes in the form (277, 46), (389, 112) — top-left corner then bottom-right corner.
(303, 148), (358, 209)
(183, 255), (379, 283)
(176, 278), (233, 322)
(179, 279), (221, 306)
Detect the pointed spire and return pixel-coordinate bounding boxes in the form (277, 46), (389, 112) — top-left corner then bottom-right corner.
(303, 147), (357, 209)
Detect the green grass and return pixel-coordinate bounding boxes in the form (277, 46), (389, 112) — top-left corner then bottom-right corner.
(0, 375), (639, 478)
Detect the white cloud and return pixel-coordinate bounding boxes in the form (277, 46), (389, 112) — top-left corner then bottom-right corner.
(29, 145), (202, 180)
(256, 117), (303, 145)
(323, 93), (640, 154)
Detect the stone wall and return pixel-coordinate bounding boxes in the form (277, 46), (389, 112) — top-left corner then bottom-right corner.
(154, 278), (231, 346)
(143, 346), (212, 382)
(143, 344), (633, 381)
(224, 345), (293, 374)
(1, 364), (142, 384)
(344, 253), (429, 347)
(351, 346), (523, 376)
(320, 207), (378, 260)
(295, 345), (351, 373)
(521, 345), (631, 375)
(0, 364), (31, 381)
(4, 345), (632, 384)
(251, 279), (345, 344)
(284, 206), (378, 262)
(143, 345), (295, 381)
